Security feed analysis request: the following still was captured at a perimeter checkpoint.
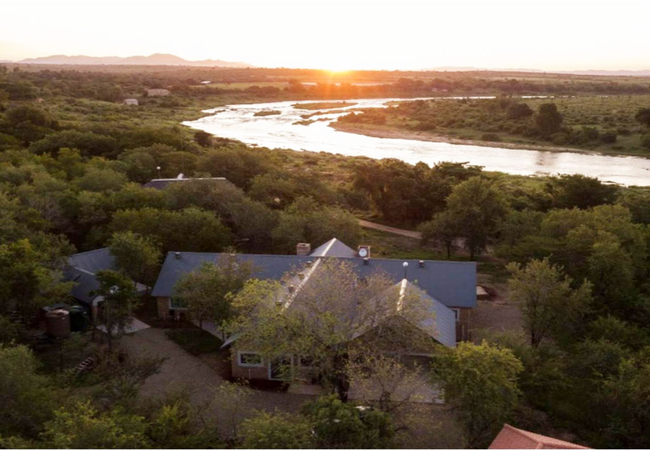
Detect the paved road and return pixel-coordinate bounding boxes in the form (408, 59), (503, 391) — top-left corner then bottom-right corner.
(359, 219), (422, 239)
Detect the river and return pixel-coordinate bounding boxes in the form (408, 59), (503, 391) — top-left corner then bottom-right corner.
(183, 98), (650, 186)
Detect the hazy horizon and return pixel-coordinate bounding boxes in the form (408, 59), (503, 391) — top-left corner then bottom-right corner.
(2, 0), (650, 72)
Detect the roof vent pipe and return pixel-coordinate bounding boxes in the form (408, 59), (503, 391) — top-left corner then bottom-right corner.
(419, 260), (425, 268)
(174, 252), (181, 260)
(363, 257), (370, 265)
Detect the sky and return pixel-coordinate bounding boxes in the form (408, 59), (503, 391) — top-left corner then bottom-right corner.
(1, 0), (649, 71)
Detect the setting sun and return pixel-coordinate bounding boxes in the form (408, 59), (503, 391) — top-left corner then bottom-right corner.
(325, 68), (350, 75)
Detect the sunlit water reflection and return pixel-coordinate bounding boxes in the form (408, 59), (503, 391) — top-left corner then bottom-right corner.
(184, 98), (650, 186)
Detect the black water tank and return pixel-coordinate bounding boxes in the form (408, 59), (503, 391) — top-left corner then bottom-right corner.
(68, 306), (89, 332)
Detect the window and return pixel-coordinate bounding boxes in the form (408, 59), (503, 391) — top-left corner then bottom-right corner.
(238, 351), (263, 367)
(170, 296), (187, 309)
(451, 308), (460, 322)
(299, 356), (314, 367)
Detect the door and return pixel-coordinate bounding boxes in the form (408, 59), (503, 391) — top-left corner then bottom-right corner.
(269, 356), (293, 381)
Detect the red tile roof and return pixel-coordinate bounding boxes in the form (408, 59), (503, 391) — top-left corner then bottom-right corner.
(489, 424), (589, 449)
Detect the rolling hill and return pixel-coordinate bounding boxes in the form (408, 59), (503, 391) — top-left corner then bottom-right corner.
(17, 53), (254, 68)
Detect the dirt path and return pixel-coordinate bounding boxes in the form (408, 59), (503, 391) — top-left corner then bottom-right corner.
(359, 219), (422, 239)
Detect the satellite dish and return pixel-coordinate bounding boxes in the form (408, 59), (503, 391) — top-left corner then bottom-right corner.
(358, 247), (368, 258)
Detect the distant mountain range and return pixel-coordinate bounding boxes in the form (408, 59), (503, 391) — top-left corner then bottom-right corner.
(15, 53), (254, 68)
(5, 56), (650, 76)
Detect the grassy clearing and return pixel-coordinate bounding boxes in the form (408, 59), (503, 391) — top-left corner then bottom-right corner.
(360, 228), (468, 261)
(165, 327), (223, 355)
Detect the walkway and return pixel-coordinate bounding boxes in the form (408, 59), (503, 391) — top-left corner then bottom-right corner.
(358, 219), (422, 239)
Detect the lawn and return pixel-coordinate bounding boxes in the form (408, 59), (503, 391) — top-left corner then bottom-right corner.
(165, 327), (223, 355)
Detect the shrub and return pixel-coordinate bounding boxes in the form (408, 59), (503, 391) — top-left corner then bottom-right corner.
(481, 133), (500, 141)
(641, 134), (650, 150)
(599, 131), (617, 144)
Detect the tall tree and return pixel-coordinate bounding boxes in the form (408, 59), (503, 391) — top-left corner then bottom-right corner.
(444, 176), (509, 259)
(507, 258), (592, 347)
(544, 174), (618, 210)
(634, 107), (650, 128)
(419, 211), (457, 259)
(433, 341), (523, 448)
(535, 103), (563, 135)
(94, 270), (139, 352)
(0, 345), (58, 438)
(0, 239), (72, 322)
(271, 197), (361, 253)
(108, 231), (162, 287)
(173, 255), (252, 332)
(345, 350), (431, 412)
(228, 260), (431, 398)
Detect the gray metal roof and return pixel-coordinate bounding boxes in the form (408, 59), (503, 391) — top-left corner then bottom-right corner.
(143, 177), (229, 190)
(66, 248), (147, 303)
(151, 246), (476, 309)
(64, 267), (100, 305)
(152, 252), (317, 297)
(67, 248), (115, 274)
(403, 281), (457, 348)
(310, 238), (358, 258)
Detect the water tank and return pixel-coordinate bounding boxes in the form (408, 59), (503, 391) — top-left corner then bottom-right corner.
(68, 306), (89, 332)
(45, 309), (71, 337)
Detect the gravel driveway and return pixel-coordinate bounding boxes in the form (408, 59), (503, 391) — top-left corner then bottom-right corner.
(120, 328), (308, 438)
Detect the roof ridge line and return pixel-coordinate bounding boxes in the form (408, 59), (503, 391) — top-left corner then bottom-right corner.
(71, 247), (109, 256)
(503, 424), (544, 444)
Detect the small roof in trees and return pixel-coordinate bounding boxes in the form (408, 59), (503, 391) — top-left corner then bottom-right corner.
(489, 424), (589, 449)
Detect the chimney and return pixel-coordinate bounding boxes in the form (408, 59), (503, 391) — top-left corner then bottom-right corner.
(174, 252), (181, 260)
(296, 243), (311, 256)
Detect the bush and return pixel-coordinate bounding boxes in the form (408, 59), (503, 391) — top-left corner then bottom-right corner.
(641, 134), (650, 150)
(599, 131), (617, 144)
(240, 412), (313, 448)
(551, 132), (570, 145)
(30, 130), (120, 158)
(481, 133), (500, 142)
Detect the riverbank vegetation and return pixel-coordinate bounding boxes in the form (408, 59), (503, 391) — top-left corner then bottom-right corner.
(1, 63), (650, 448)
(293, 101), (358, 110)
(252, 109), (281, 116)
(335, 95), (650, 156)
